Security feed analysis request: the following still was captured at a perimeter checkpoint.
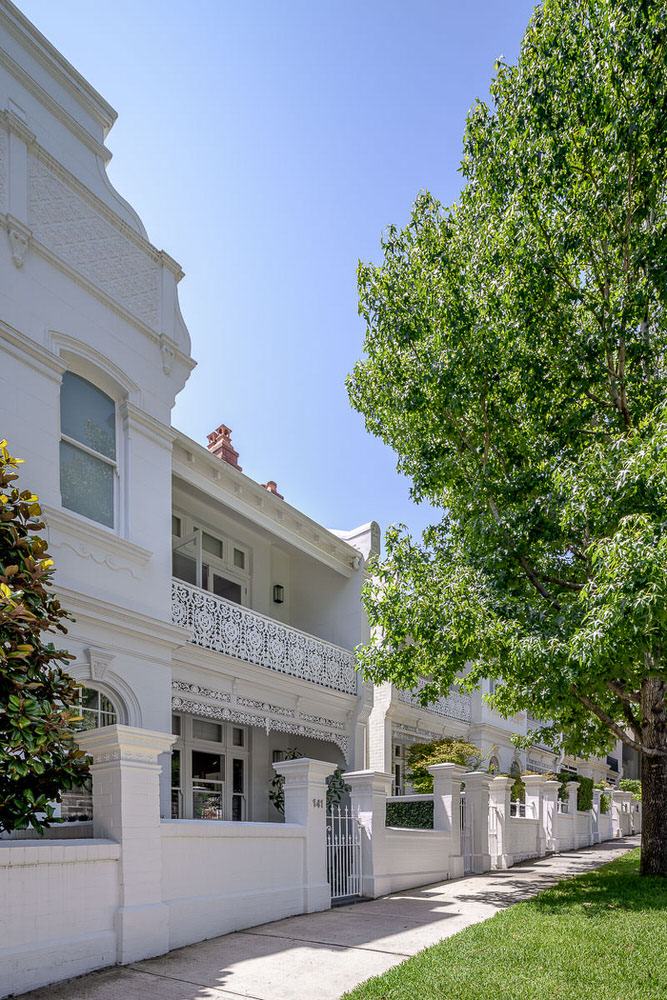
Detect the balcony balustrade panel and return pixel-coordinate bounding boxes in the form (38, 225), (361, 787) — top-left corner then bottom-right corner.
(171, 579), (357, 695)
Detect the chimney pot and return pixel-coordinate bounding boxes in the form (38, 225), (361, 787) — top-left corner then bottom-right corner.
(262, 480), (284, 500)
(207, 424), (242, 470)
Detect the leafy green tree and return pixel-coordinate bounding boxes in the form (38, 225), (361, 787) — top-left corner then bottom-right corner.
(0, 441), (88, 833)
(348, 0), (667, 875)
(404, 738), (486, 794)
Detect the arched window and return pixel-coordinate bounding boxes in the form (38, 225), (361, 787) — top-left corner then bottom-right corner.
(60, 371), (116, 528)
(76, 687), (118, 730)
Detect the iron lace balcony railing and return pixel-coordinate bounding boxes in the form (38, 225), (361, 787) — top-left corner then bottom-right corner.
(396, 678), (472, 723)
(171, 579), (358, 694)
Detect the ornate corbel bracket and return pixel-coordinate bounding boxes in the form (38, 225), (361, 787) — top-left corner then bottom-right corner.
(85, 646), (116, 681)
(6, 217), (31, 268)
(159, 333), (176, 375)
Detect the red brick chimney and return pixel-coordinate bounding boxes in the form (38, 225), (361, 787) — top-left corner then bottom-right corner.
(207, 424), (242, 471)
(262, 480), (284, 500)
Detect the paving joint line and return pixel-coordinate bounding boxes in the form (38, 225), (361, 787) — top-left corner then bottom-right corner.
(237, 929), (412, 958)
(127, 965), (265, 1000)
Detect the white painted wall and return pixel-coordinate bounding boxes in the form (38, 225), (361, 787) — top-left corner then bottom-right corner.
(161, 821), (308, 949)
(0, 839), (120, 997)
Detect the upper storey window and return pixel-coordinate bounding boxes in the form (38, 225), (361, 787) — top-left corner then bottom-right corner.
(60, 372), (116, 528)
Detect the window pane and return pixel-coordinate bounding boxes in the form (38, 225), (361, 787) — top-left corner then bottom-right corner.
(81, 689), (99, 711)
(60, 440), (114, 527)
(172, 551), (197, 585)
(171, 715), (181, 735)
(171, 749), (181, 787)
(172, 515), (182, 537)
(61, 372), (116, 460)
(192, 750), (223, 781)
(232, 758), (244, 794)
(232, 727), (244, 747)
(212, 574), (242, 604)
(193, 719), (222, 743)
(202, 532), (223, 558)
(233, 548), (245, 569)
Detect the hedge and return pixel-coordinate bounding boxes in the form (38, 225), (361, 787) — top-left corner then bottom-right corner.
(386, 799), (434, 829)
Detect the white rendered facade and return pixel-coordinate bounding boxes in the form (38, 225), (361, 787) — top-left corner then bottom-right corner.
(0, 0), (376, 828)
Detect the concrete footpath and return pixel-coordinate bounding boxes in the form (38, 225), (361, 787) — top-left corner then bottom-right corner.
(21, 837), (638, 1000)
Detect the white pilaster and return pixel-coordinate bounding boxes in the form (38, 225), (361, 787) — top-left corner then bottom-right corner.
(344, 769), (393, 898)
(77, 725), (175, 964)
(427, 763), (466, 877)
(272, 757), (337, 913)
(542, 779), (559, 853)
(464, 771), (493, 873)
(523, 774), (547, 858)
(489, 775), (513, 869)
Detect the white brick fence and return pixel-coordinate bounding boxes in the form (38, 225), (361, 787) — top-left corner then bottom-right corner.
(0, 726), (639, 997)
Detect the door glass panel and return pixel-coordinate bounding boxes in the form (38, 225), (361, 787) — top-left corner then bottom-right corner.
(212, 574), (242, 604)
(192, 750), (224, 820)
(232, 758), (245, 821)
(233, 758), (244, 794)
(171, 749), (181, 818)
(173, 550), (196, 585)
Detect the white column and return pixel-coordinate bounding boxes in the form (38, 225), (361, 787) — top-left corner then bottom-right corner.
(464, 771), (493, 874)
(78, 725), (176, 964)
(542, 780), (560, 853)
(344, 769), (393, 898)
(591, 788), (602, 844)
(523, 774), (547, 858)
(610, 789), (623, 838)
(272, 758), (338, 913)
(489, 776), (513, 869)
(427, 763), (466, 877)
(566, 782), (580, 850)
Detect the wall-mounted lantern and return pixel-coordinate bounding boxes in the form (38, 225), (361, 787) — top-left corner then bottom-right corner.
(272, 584), (284, 604)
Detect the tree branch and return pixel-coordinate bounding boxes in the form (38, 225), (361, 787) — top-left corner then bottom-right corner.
(573, 688), (666, 756)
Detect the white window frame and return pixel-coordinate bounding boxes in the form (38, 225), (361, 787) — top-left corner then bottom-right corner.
(171, 713), (249, 821)
(171, 512), (251, 606)
(59, 370), (122, 533)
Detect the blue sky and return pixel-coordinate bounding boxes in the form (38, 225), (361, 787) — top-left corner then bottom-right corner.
(20, 0), (536, 541)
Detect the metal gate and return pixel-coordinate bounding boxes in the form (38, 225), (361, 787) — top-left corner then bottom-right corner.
(460, 792), (473, 874)
(326, 805), (362, 903)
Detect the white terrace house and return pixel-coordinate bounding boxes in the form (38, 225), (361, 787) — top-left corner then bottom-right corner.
(0, 0), (377, 824)
(368, 676), (626, 794)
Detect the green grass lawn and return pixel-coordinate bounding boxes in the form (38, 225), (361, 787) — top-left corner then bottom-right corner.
(342, 850), (666, 1000)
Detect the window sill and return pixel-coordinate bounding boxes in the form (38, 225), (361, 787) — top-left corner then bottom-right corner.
(42, 503), (153, 570)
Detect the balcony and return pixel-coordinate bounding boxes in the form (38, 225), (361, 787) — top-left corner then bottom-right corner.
(396, 679), (472, 723)
(171, 579), (357, 695)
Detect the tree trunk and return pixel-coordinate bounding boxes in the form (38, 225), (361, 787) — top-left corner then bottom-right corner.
(640, 676), (667, 877)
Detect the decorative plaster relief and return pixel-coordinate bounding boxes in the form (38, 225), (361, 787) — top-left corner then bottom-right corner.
(172, 680), (231, 703)
(7, 219), (30, 266)
(54, 537), (142, 579)
(29, 156), (159, 327)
